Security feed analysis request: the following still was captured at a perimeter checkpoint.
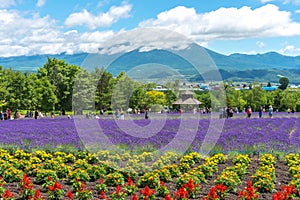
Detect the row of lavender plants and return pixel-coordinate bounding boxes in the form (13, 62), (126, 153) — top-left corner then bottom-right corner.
(0, 116), (299, 153)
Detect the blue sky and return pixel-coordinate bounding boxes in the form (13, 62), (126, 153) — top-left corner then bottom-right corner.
(1, 0), (300, 57)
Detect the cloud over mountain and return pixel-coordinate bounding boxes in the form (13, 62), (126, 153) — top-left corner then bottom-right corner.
(139, 4), (300, 41)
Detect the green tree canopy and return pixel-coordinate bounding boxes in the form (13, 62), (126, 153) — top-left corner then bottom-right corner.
(278, 77), (289, 90)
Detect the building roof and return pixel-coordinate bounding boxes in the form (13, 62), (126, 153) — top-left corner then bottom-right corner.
(173, 97), (201, 105)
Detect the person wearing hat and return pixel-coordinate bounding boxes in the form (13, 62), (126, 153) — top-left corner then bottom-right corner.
(269, 105), (273, 118)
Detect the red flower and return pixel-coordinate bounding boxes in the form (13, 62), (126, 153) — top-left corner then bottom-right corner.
(99, 190), (106, 199)
(182, 178), (198, 194)
(140, 185), (155, 197)
(81, 181), (86, 189)
(34, 189), (44, 200)
(66, 190), (73, 199)
(272, 192), (283, 200)
(48, 181), (62, 191)
(2, 189), (14, 198)
(238, 181), (259, 200)
(174, 187), (189, 199)
(99, 179), (104, 184)
(132, 193), (138, 200)
(207, 186), (219, 200)
(127, 177), (133, 186)
(165, 193), (172, 200)
(215, 184), (227, 193)
(273, 185), (298, 200)
(115, 185), (122, 194)
(21, 174), (33, 190)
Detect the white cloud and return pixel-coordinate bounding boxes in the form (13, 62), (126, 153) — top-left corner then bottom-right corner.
(279, 44), (300, 55)
(0, 0), (15, 8)
(0, 9), (123, 56)
(96, 28), (193, 55)
(256, 41), (266, 48)
(36, 0), (46, 7)
(139, 4), (300, 41)
(65, 3), (132, 29)
(295, 9), (300, 13)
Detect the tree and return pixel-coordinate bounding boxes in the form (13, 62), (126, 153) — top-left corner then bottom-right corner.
(38, 58), (80, 111)
(94, 67), (114, 111)
(0, 67), (10, 110)
(111, 72), (137, 110)
(130, 85), (147, 109)
(278, 77), (289, 90)
(72, 69), (96, 115)
(145, 90), (166, 107)
(165, 90), (177, 109)
(32, 75), (57, 111)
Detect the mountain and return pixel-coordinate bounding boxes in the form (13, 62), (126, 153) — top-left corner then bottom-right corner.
(1, 44), (300, 83)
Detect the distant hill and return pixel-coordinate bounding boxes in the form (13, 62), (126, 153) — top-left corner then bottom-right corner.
(1, 44), (300, 83)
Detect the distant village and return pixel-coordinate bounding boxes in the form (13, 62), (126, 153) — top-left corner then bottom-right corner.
(153, 81), (300, 92)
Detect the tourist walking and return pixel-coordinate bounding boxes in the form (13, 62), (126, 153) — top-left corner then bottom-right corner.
(269, 105), (273, 118)
(114, 109), (119, 119)
(6, 109), (11, 120)
(229, 107), (234, 118)
(51, 111), (55, 119)
(219, 107), (224, 119)
(246, 106), (252, 118)
(145, 108), (149, 119)
(120, 108), (125, 120)
(34, 110), (38, 119)
(259, 106), (263, 118)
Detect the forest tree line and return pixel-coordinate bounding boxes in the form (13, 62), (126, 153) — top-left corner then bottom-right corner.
(0, 58), (300, 113)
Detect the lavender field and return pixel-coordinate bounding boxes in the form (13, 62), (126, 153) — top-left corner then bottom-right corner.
(0, 113), (299, 154)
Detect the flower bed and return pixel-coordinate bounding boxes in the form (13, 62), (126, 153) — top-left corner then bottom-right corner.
(0, 149), (299, 199)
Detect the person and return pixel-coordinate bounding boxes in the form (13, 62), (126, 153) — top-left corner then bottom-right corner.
(51, 111), (55, 119)
(229, 107), (234, 118)
(13, 110), (19, 119)
(226, 107), (230, 118)
(114, 109), (119, 119)
(120, 108), (124, 120)
(246, 106), (252, 118)
(7, 109), (11, 120)
(34, 110), (38, 119)
(235, 107), (239, 114)
(145, 108), (149, 119)
(3, 111), (7, 120)
(219, 107), (224, 119)
(193, 107), (197, 114)
(0, 111), (2, 120)
(292, 108), (295, 113)
(258, 106), (263, 118)
(287, 108), (291, 114)
(269, 105), (273, 118)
